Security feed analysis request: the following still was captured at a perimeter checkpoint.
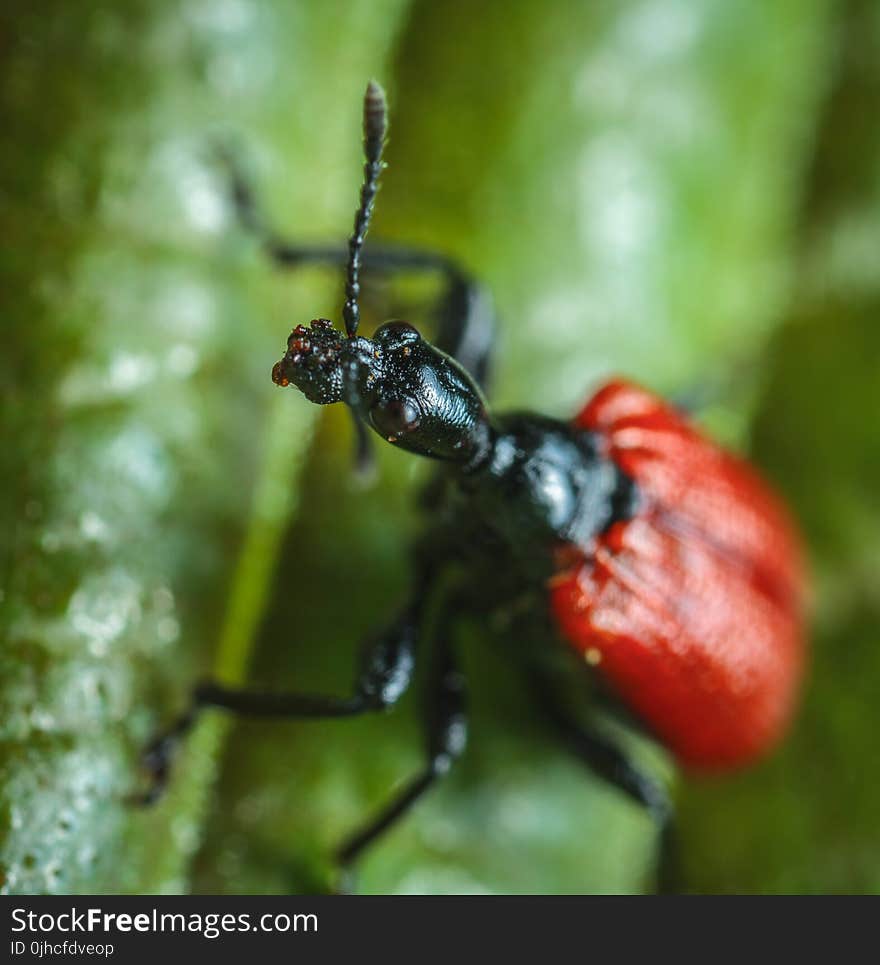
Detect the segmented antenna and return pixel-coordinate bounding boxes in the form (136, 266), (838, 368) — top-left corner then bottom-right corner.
(342, 80), (388, 338)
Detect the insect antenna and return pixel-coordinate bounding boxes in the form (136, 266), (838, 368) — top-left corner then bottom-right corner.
(342, 80), (388, 338)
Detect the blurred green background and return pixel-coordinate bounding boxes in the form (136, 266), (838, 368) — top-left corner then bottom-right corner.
(2, 0), (878, 894)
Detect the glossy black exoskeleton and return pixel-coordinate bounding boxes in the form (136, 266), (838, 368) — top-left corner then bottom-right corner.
(139, 82), (671, 892)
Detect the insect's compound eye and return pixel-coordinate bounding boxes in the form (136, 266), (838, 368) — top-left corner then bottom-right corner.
(373, 320), (421, 348)
(370, 395), (422, 441)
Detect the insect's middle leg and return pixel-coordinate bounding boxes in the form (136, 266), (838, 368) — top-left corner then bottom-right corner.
(335, 621), (467, 892)
(134, 583), (431, 806)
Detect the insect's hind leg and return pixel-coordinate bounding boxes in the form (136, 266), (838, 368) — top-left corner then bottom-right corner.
(335, 619), (467, 893)
(217, 148), (496, 388)
(529, 673), (678, 893)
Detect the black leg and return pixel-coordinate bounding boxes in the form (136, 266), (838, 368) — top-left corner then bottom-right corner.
(334, 628), (467, 892)
(134, 579), (433, 807)
(529, 673), (677, 892)
(349, 413), (377, 482)
(217, 149), (496, 388)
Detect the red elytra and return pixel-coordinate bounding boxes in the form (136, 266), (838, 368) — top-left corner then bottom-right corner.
(549, 380), (807, 770)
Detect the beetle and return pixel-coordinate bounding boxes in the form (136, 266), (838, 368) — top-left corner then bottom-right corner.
(139, 82), (807, 890)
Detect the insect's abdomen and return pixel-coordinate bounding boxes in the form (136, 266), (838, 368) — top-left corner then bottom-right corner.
(550, 380), (807, 770)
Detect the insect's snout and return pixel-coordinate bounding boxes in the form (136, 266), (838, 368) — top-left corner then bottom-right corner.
(271, 318), (349, 405)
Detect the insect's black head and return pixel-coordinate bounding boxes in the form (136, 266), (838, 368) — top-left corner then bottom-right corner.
(273, 318), (492, 465)
(271, 81), (492, 468)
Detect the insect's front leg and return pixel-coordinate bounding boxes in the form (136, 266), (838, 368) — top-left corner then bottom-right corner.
(133, 571), (436, 807)
(216, 149), (496, 389)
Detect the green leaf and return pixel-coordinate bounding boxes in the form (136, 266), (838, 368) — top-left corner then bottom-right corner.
(1, 0), (411, 894)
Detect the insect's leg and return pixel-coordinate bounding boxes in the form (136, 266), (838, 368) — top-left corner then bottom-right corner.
(529, 673), (677, 892)
(334, 625), (467, 892)
(134, 577), (434, 807)
(430, 267), (495, 390)
(219, 152), (496, 387)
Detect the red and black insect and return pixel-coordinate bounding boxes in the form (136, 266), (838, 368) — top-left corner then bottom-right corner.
(140, 82), (807, 889)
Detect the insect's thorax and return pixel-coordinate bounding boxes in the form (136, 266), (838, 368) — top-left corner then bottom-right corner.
(443, 413), (639, 582)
